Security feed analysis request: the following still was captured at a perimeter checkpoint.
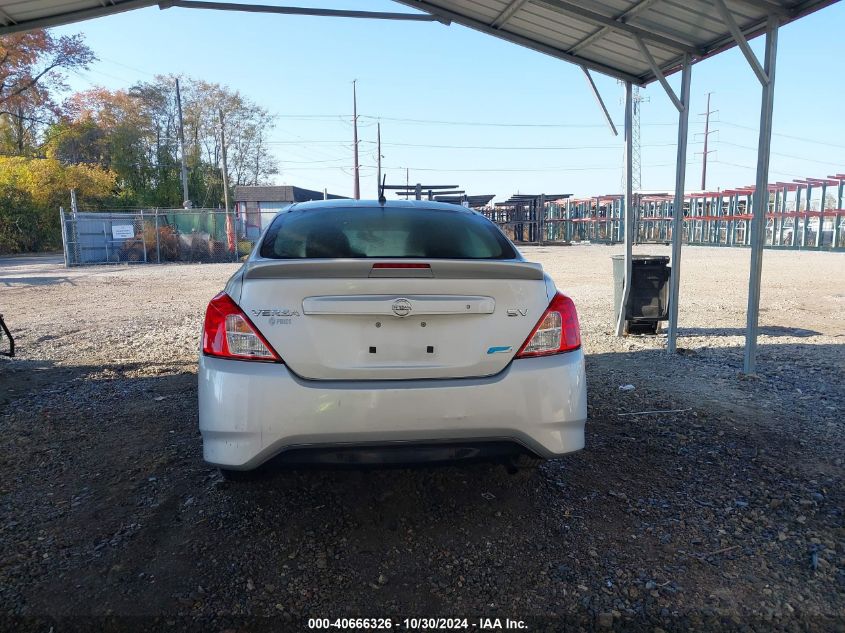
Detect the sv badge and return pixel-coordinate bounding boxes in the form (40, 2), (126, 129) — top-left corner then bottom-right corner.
(506, 308), (528, 317)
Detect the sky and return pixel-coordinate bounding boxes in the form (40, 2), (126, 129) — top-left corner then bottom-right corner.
(53, 1), (845, 202)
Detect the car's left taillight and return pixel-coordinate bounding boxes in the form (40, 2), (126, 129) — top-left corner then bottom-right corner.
(515, 292), (581, 358)
(202, 292), (282, 362)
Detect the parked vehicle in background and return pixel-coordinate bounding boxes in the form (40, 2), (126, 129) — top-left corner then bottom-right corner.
(198, 200), (587, 477)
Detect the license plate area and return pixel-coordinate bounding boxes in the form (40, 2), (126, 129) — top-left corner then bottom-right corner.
(364, 317), (440, 362)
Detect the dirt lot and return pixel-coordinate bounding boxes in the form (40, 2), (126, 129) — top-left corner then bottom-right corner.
(1, 246), (843, 631)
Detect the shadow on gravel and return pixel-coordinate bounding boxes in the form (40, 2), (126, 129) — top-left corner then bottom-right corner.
(0, 254), (64, 268)
(587, 341), (843, 427)
(0, 276), (77, 287)
(1, 348), (843, 628)
(0, 358), (69, 404)
(678, 325), (821, 338)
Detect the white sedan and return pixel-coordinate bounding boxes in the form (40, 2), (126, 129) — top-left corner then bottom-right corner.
(198, 200), (587, 477)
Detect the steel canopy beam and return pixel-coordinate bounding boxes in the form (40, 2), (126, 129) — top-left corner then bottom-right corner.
(0, 0), (157, 35)
(744, 18), (779, 374)
(567, 0), (662, 55)
(534, 0), (702, 55)
(394, 1), (646, 84)
(158, 1), (448, 22)
(616, 82), (634, 337)
(634, 36), (683, 111)
(580, 67), (618, 136)
(633, 1), (834, 86)
(0, 6), (18, 27)
(712, 0), (770, 85)
(734, 0), (790, 17)
(666, 55), (692, 354)
(491, 0), (531, 28)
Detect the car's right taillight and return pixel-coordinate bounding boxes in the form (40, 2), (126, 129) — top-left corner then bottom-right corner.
(515, 292), (581, 358)
(202, 292), (282, 362)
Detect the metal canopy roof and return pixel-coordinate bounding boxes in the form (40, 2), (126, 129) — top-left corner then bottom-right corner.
(0, 1), (837, 84)
(0, 1), (156, 34)
(395, 0), (835, 84)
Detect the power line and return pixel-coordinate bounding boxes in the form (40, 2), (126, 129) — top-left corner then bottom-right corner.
(280, 157), (348, 164)
(362, 115), (679, 128)
(718, 140), (843, 167)
(272, 125), (352, 163)
(380, 141), (689, 150)
(70, 68), (135, 87)
(98, 56), (159, 77)
(264, 139), (697, 151)
(264, 140), (354, 145)
(278, 146), (349, 165)
(710, 159), (807, 180)
(719, 121), (844, 149)
(269, 113), (843, 152)
(273, 114), (350, 120)
(271, 113), (681, 128)
(272, 159), (705, 173)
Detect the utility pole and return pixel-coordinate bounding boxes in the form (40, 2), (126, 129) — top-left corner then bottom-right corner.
(218, 109), (230, 214)
(219, 108), (235, 262)
(352, 80), (360, 200)
(175, 78), (191, 208)
(255, 130), (261, 186)
(377, 122), (382, 198)
(700, 92), (717, 190)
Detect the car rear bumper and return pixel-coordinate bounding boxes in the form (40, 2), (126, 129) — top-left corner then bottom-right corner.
(198, 351), (587, 469)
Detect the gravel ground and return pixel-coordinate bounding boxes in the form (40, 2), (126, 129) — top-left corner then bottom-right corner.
(1, 246), (843, 631)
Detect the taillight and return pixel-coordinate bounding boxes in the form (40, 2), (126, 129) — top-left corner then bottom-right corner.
(515, 292), (581, 358)
(202, 293), (282, 362)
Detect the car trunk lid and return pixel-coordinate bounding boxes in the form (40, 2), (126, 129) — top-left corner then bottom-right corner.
(237, 259), (551, 380)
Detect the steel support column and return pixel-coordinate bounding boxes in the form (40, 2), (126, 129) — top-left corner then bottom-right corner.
(615, 82), (634, 336)
(744, 19), (779, 374)
(666, 56), (692, 354)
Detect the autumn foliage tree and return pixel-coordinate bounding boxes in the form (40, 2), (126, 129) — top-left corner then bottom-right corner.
(49, 76), (277, 208)
(0, 29), (278, 253)
(0, 29), (94, 155)
(0, 29), (106, 253)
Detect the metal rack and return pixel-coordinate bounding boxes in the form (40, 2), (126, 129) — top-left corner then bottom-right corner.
(480, 173), (845, 251)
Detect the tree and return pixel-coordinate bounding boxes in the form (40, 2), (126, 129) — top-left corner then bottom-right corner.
(0, 30), (95, 155)
(0, 155), (115, 252)
(1, 67), (280, 252)
(178, 78), (277, 204)
(49, 85), (181, 206)
(49, 76), (277, 208)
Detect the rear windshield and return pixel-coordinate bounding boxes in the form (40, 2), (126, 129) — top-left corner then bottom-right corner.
(258, 206), (517, 260)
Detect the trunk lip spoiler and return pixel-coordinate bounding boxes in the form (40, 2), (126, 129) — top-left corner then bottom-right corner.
(243, 259), (544, 281)
(301, 294), (496, 316)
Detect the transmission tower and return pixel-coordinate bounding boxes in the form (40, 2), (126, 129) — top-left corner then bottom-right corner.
(619, 83), (649, 191)
(631, 86), (648, 191)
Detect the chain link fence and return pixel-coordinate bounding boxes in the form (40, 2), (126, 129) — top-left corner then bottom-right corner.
(60, 209), (278, 266)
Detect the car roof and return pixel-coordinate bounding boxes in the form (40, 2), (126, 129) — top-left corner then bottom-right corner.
(289, 199), (478, 214)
